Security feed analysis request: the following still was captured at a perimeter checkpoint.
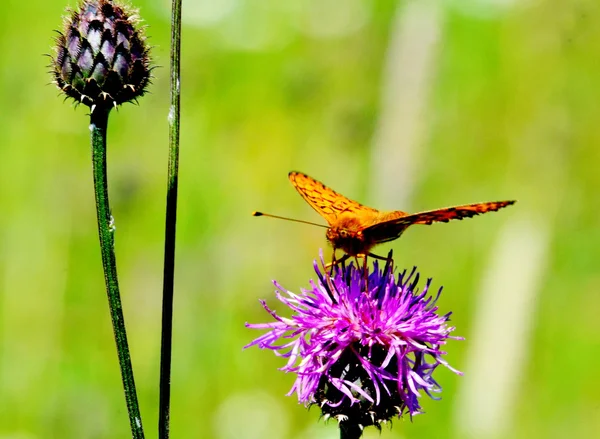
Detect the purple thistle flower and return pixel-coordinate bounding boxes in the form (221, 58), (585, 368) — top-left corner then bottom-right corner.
(245, 251), (463, 431)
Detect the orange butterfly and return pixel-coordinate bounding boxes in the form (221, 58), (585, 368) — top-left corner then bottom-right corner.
(255, 171), (515, 263)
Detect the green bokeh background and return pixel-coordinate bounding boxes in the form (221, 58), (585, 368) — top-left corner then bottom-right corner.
(1, 0), (599, 438)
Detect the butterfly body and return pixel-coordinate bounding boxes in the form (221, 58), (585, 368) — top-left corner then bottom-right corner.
(325, 211), (406, 256)
(288, 171), (516, 258)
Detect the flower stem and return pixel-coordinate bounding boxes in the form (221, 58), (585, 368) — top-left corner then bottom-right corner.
(339, 422), (363, 439)
(158, 0), (182, 437)
(90, 107), (145, 439)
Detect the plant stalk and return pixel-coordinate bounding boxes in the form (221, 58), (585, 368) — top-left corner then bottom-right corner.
(158, 0), (182, 437)
(90, 107), (145, 439)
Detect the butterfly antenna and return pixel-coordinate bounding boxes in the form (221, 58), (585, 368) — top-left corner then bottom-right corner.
(252, 211), (328, 229)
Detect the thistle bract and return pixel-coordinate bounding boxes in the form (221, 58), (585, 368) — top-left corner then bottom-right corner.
(51, 0), (151, 109)
(246, 253), (463, 430)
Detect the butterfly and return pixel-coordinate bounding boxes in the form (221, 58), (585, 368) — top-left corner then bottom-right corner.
(260, 171), (515, 264)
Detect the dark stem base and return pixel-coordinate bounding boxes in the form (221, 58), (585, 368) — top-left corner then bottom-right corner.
(339, 422), (364, 439)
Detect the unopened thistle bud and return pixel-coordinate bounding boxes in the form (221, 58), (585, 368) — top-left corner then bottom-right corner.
(51, 0), (152, 110)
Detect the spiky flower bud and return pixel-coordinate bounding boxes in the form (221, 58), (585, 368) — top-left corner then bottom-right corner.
(51, 0), (151, 110)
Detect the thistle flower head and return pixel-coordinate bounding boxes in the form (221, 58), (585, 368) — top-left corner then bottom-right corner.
(51, 0), (152, 110)
(246, 252), (463, 431)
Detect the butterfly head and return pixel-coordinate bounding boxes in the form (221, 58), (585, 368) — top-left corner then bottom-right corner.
(326, 215), (375, 257)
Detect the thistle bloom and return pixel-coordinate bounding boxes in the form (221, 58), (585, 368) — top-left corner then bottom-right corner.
(245, 252), (462, 431)
(51, 0), (152, 110)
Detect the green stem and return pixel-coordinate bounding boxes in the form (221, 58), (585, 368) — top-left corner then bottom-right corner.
(339, 422), (363, 439)
(158, 0), (182, 437)
(90, 107), (145, 439)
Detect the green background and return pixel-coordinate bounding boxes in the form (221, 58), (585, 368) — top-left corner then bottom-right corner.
(0, 0), (598, 438)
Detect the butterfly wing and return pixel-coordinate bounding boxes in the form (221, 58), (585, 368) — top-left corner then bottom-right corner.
(365, 200), (516, 244)
(289, 171), (379, 226)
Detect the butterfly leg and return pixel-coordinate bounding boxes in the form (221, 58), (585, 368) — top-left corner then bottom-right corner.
(353, 254), (369, 290)
(368, 252), (394, 275)
(331, 249), (338, 276)
(325, 249), (337, 276)
(325, 252), (349, 275)
(362, 255), (369, 290)
(353, 256), (362, 276)
(367, 252), (390, 261)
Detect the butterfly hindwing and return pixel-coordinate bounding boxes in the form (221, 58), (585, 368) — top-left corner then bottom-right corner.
(365, 201), (516, 245)
(407, 201), (516, 225)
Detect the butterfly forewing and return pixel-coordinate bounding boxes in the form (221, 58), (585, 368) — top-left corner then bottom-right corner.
(288, 171), (378, 226)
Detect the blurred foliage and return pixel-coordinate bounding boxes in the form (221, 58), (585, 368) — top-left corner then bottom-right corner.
(0, 0), (599, 438)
